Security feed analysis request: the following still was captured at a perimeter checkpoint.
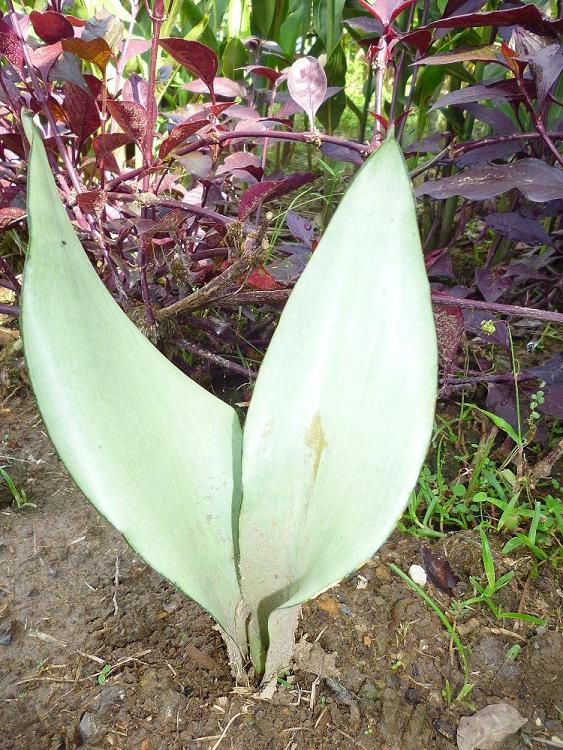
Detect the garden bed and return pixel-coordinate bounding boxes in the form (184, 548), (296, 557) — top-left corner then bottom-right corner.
(1, 396), (560, 750)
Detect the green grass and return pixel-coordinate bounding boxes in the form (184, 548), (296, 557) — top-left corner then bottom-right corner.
(0, 467), (35, 509)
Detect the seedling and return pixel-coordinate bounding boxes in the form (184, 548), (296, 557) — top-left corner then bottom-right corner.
(0, 467), (35, 509)
(21, 112), (437, 680)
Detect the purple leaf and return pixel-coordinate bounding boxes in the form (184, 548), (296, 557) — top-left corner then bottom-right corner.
(29, 42), (64, 80)
(430, 78), (535, 110)
(286, 211), (314, 247)
(523, 353), (563, 385)
(287, 56), (327, 130)
(415, 159), (563, 202)
(463, 103), (515, 135)
(29, 10), (74, 44)
(123, 73), (149, 109)
(538, 385), (563, 418)
(428, 4), (563, 34)
(320, 141), (364, 165)
(420, 547), (459, 593)
(454, 141), (523, 166)
(486, 383), (521, 431)
(266, 253), (309, 283)
(238, 172), (316, 220)
(485, 212), (553, 246)
(279, 86), (342, 118)
(464, 309), (510, 349)
(344, 16), (384, 36)
(443, 0), (488, 16)
(415, 44), (504, 67)
(119, 38), (152, 63)
(519, 33), (563, 107)
(404, 133), (447, 155)
(159, 38), (218, 99)
(474, 268), (512, 303)
(184, 76), (243, 98)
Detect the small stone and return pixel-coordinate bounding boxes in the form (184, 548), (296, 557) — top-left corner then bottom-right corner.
(0, 632), (12, 646)
(47, 567), (57, 578)
(360, 681), (381, 702)
(409, 564), (427, 587)
(374, 565), (391, 582)
(79, 711), (106, 744)
(405, 687), (423, 705)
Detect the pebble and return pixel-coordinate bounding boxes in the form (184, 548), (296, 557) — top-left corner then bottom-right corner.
(79, 712), (106, 744)
(408, 564), (427, 587)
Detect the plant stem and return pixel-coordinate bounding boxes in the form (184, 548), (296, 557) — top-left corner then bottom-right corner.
(517, 78), (563, 168)
(371, 43), (387, 147)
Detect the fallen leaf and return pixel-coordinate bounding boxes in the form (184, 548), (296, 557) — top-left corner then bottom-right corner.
(420, 547), (459, 593)
(457, 702), (527, 750)
(184, 643), (220, 671)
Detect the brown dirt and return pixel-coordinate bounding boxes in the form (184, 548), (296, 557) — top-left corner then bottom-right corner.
(0, 396), (561, 750)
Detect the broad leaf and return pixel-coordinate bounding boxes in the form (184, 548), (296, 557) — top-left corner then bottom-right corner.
(238, 137), (437, 672)
(287, 57), (327, 131)
(159, 38), (218, 99)
(21, 112), (246, 656)
(29, 10), (74, 44)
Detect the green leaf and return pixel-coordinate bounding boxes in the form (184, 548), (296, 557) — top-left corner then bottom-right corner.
(479, 526), (496, 591)
(222, 37), (248, 81)
(21, 112), (245, 654)
(238, 137), (437, 672)
(317, 41), (347, 134)
(471, 406), (523, 447)
(313, 0), (345, 53)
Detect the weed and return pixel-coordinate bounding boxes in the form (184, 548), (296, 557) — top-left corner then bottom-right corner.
(0, 467), (35, 510)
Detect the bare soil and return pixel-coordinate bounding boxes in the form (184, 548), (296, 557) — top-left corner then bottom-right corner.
(0, 396), (561, 750)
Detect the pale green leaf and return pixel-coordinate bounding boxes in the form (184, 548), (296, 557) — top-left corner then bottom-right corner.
(238, 137), (437, 670)
(21, 112), (245, 650)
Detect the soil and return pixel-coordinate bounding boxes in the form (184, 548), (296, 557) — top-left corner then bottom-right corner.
(0, 395), (561, 750)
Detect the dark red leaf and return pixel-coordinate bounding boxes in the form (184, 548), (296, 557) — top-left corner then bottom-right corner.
(428, 4), (563, 34)
(243, 65), (282, 85)
(518, 31), (563, 107)
(415, 159), (563, 203)
(84, 73), (103, 100)
(63, 82), (100, 146)
(29, 10), (74, 44)
(61, 37), (112, 75)
(345, 16), (383, 36)
(159, 38), (218, 97)
(0, 19), (24, 77)
(420, 547), (459, 594)
(138, 208), (187, 236)
(92, 133), (133, 162)
(247, 267), (283, 291)
(159, 119), (209, 159)
(0, 133), (25, 158)
(106, 99), (147, 143)
(76, 189), (107, 217)
(238, 172), (316, 220)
